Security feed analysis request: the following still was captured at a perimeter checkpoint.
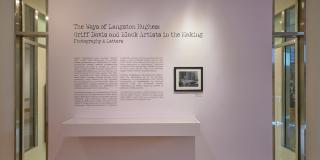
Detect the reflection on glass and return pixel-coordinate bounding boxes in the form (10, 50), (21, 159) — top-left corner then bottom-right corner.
(285, 7), (296, 32)
(23, 43), (36, 151)
(273, 14), (284, 46)
(23, 4), (35, 32)
(284, 45), (296, 151)
(273, 4), (297, 34)
(273, 0), (298, 155)
(284, 7), (296, 42)
(273, 39), (298, 160)
(37, 13), (47, 45)
(23, 3), (48, 44)
(274, 13), (283, 32)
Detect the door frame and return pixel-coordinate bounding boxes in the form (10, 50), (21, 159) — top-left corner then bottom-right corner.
(15, 2), (48, 159)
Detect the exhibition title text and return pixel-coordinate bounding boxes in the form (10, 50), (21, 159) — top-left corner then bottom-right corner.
(72, 23), (204, 45)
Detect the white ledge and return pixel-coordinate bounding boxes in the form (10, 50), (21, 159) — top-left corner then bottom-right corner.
(62, 117), (200, 137)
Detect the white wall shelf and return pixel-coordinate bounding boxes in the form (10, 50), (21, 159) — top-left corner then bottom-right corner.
(62, 116), (200, 137)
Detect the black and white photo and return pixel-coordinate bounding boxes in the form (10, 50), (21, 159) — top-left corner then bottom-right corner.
(174, 67), (203, 91)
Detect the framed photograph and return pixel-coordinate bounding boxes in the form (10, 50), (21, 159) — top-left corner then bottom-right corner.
(174, 67), (203, 92)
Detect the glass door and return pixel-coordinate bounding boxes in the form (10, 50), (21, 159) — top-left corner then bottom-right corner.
(273, 40), (299, 160)
(22, 39), (38, 153)
(273, 0), (306, 160)
(15, 0), (48, 160)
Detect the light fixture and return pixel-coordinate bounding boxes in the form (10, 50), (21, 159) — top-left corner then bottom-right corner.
(35, 10), (39, 20)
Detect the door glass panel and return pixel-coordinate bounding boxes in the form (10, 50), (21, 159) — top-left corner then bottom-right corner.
(284, 7), (296, 42)
(23, 43), (37, 151)
(23, 4), (36, 42)
(23, 4), (35, 33)
(284, 44), (296, 151)
(37, 13), (47, 45)
(23, 0), (47, 16)
(285, 7), (296, 32)
(274, 13), (284, 32)
(274, 1), (297, 33)
(273, 40), (298, 160)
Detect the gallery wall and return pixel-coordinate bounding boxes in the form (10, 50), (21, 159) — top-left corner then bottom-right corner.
(306, 0), (320, 159)
(48, 0), (272, 160)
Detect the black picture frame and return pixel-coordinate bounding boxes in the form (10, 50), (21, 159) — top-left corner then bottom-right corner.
(174, 67), (203, 92)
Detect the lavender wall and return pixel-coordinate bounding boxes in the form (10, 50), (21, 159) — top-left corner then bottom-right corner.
(48, 0), (272, 160)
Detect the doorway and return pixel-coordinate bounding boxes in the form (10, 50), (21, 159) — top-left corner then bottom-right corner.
(273, 0), (306, 160)
(15, 0), (48, 160)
